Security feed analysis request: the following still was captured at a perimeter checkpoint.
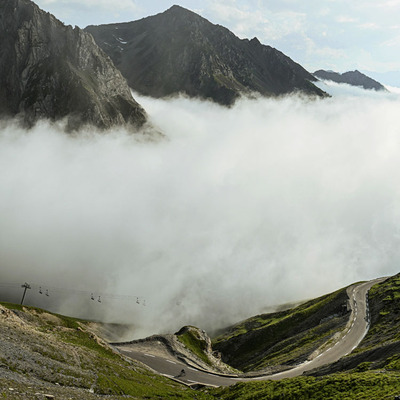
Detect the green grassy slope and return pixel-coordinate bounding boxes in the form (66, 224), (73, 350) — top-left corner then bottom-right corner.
(214, 275), (400, 399)
(312, 273), (400, 376)
(176, 326), (212, 366)
(364, 274), (400, 350)
(213, 371), (400, 400)
(2, 275), (399, 400)
(212, 288), (350, 372)
(0, 302), (211, 399)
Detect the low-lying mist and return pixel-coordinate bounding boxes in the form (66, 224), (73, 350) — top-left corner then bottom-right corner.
(1, 84), (400, 339)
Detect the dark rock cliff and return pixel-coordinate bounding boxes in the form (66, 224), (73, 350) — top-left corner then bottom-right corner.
(86, 5), (327, 105)
(313, 70), (387, 91)
(0, 0), (147, 131)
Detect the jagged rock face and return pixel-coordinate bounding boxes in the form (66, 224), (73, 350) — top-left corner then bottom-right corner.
(313, 70), (387, 91)
(85, 5), (326, 105)
(0, 0), (147, 131)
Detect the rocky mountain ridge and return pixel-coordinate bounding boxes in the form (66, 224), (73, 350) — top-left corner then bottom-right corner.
(86, 5), (327, 105)
(0, 0), (147, 131)
(313, 69), (387, 91)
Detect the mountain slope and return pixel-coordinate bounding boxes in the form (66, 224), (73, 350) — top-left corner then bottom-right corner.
(2, 276), (400, 400)
(311, 274), (400, 376)
(0, 0), (147, 131)
(212, 371), (400, 400)
(212, 288), (350, 372)
(85, 5), (326, 105)
(0, 302), (208, 399)
(313, 69), (387, 91)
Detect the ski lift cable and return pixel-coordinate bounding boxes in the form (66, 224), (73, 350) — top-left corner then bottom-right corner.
(0, 282), (145, 303)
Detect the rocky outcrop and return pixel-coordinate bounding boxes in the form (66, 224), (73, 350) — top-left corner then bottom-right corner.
(85, 5), (327, 105)
(114, 327), (237, 374)
(0, 0), (147, 131)
(174, 326), (234, 373)
(313, 70), (387, 91)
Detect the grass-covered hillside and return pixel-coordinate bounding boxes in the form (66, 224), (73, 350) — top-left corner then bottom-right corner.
(213, 371), (400, 400)
(312, 273), (400, 376)
(211, 274), (400, 400)
(176, 326), (213, 366)
(212, 287), (350, 372)
(0, 302), (211, 399)
(364, 273), (400, 353)
(2, 275), (400, 400)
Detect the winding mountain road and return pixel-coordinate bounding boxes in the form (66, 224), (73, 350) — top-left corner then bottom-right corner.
(115, 277), (386, 387)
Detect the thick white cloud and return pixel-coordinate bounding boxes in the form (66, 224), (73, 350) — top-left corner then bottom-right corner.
(1, 89), (400, 338)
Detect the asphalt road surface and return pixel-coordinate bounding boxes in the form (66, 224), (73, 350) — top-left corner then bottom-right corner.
(115, 277), (386, 387)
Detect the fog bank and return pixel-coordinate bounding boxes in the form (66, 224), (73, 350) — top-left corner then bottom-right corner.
(1, 87), (400, 338)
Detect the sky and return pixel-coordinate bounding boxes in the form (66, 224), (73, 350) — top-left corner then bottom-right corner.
(2, 83), (400, 338)
(34, 0), (400, 85)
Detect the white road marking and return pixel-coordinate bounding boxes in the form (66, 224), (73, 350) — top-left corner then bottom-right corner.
(162, 374), (174, 378)
(144, 354), (155, 358)
(188, 380), (200, 383)
(165, 360), (176, 364)
(188, 367), (197, 371)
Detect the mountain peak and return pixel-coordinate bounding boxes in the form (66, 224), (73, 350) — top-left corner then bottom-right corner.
(168, 4), (189, 12)
(314, 69), (386, 91)
(86, 7), (326, 104)
(164, 4), (202, 18)
(249, 37), (262, 46)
